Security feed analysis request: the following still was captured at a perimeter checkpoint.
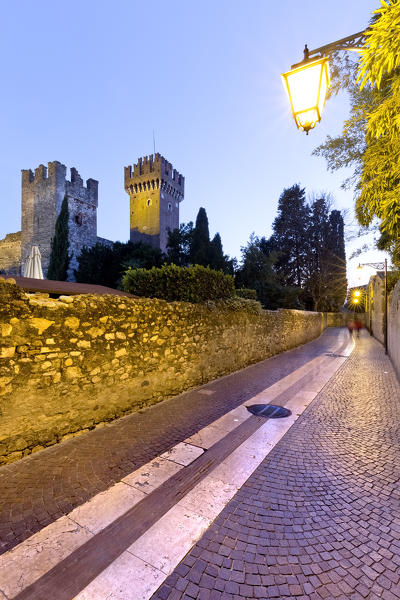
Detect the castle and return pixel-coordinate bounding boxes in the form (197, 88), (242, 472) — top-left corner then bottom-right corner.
(0, 154), (184, 280)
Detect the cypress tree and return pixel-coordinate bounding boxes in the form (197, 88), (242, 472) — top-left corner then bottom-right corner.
(326, 210), (347, 310)
(209, 233), (226, 271)
(190, 207), (211, 266)
(47, 195), (70, 280)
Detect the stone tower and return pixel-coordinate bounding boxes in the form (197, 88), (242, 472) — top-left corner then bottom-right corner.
(21, 161), (99, 279)
(124, 154), (184, 253)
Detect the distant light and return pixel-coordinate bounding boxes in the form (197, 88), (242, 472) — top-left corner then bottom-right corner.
(354, 290), (361, 297)
(282, 57), (330, 134)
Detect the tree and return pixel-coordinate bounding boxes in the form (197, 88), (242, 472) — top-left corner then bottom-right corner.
(75, 241), (164, 288)
(356, 0), (400, 240)
(166, 222), (193, 266)
(47, 195), (70, 280)
(269, 184), (309, 288)
(120, 241), (163, 271)
(190, 207), (211, 266)
(74, 243), (117, 287)
(326, 210), (347, 309)
(235, 234), (301, 309)
(209, 233), (225, 271)
(303, 199), (347, 311)
(313, 1), (400, 265)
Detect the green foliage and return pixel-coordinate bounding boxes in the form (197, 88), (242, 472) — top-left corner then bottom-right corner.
(270, 185), (309, 288)
(190, 207), (211, 266)
(263, 187), (347, 311)
(75, 241), (164, 288)
(215, 296), (263, 314)
(166, 222), (193, 266)
(235, 288), (257, 300)
(302, 199), (347, 312)
(235, 234), (302, 310)
(314, 2), (400, 257)
(387, 270), (400, 293)
(122, 264), (235, 303)
(167, 209), (234, 273)
(47, 195), (70, 281)
(357, 0), (400, 90)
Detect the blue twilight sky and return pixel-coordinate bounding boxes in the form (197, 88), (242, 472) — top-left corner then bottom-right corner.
(0, 0), (386, 286)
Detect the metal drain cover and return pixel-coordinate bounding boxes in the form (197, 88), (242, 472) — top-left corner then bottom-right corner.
(246, 404), (292, 418)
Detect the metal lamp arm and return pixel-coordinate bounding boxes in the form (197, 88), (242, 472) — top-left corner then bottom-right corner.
(292, 30), (368, 69)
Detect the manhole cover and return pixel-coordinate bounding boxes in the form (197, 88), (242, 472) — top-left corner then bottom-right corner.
(246, 404), (292, 418)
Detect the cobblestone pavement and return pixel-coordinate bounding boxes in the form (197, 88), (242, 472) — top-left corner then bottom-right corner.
(153, 332), (400, 600)
(0, 330), (340, 555)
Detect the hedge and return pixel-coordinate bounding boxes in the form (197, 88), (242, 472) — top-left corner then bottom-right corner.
(235, 288), (257, 300)
(122, 264), (235, 303)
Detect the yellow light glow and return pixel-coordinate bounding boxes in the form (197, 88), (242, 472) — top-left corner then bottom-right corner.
(354, 290), (361, 297)
(353, 298), (359, 303)
(282, 57), (330, 133)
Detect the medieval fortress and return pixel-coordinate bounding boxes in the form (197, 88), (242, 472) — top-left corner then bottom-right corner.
(0, 153), (184, 280)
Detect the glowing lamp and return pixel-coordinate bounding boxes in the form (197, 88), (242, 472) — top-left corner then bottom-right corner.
(282, 56), (330, 134)
(353, 290), (361, 298)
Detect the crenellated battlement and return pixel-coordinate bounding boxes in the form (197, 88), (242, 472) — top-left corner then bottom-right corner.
(124, 153), (184, 198)
(21, 162), (98, 205)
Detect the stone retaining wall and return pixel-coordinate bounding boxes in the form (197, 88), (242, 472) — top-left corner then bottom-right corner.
(0, 278), (329, 464)
(388, 280), (400, 380)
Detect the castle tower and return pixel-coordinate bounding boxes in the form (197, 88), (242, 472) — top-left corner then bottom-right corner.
(21, 161), (99, 280)
(124, 154), (184, 253)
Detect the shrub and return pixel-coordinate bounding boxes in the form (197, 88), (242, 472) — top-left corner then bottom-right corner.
(235, 288), (257, 300)
(122, 264), (235, 303)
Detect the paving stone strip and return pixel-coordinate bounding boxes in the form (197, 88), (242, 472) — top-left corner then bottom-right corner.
(152, 332), (400, 600)
(0, 329), (344, 555)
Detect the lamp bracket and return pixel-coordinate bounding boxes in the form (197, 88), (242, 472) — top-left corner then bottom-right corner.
(359, 262), (386, 271)
(291, 30), (367, 69)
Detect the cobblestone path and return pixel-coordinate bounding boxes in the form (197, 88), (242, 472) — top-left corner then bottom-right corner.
(0, 330), (340, 555)
(153, 333), (400, 600)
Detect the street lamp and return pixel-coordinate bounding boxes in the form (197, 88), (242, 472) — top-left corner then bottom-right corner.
(281, 56), (330, 134)
(357, 260), (388, 354)
(282, 30), (367, 133)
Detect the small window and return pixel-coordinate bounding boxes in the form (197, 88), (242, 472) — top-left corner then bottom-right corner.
(74, 213), (83, 226)
(147, 198), (152, 207)
(167, 202), (172, 212)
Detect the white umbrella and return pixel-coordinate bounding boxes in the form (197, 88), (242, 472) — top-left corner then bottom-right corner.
(24, 246), (44, 279)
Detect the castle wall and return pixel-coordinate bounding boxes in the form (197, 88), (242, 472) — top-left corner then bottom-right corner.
(21, 162), (98, 280)
(388, 279), (400, 380)
(0, 232), (22, 275)
(96, 237), (114, 249)
(0, 277), (327, 464)
(365, 274), (385, 343)
(125, 153), (184, 253)
(65, 168), (98, 280)
(21, 162), (65, 276)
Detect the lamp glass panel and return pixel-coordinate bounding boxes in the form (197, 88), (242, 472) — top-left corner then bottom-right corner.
(282, 57), (330, 131)
(317, 62), (330, 114)
(285, 61), (323, 114)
